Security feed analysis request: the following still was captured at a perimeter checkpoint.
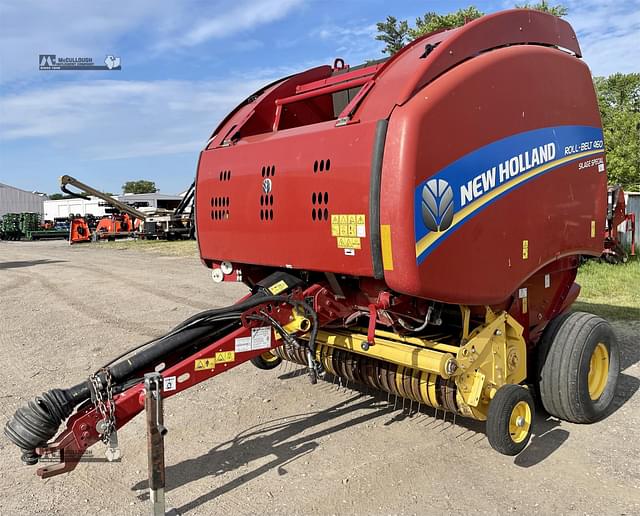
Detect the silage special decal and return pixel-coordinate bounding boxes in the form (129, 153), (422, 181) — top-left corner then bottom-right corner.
(414, 125), (605, 264)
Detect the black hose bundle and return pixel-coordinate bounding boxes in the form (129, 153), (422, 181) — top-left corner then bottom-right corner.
(4, 291), (319, 463)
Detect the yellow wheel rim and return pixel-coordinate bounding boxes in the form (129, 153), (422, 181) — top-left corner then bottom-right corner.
(509, 401), (532, 444)
(260, 351), (279, 364)
(588, 342), (609, 400)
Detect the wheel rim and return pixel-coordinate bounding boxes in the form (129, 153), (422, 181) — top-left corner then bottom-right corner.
(260, 351), (279, 364)
(509, 401), (531, 444)
(588, 342), (609, 400)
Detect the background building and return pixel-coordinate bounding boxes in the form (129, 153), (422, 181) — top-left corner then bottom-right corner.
(0, 183), (46, 217)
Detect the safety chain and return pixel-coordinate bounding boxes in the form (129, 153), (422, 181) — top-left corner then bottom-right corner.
(89, 368), (116, 444)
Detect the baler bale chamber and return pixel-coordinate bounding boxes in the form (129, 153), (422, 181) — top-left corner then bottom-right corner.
(5, 9), (619, 479)
(195, 8), (618, 452)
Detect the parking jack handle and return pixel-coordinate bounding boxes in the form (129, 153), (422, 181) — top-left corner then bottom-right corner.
(144, 372), (166, 516)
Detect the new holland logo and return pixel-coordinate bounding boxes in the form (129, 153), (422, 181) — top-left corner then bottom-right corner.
(262, 178), (272, 194)
(421, 179), (454, 232)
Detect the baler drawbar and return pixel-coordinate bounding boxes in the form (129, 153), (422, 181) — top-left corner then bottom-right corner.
(6, 8), (620, 483)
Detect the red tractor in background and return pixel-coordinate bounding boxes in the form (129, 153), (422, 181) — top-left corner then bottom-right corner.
(602, 185), (636, 263)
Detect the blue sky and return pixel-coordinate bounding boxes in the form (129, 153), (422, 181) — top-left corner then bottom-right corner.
(0, 0), (638, 195)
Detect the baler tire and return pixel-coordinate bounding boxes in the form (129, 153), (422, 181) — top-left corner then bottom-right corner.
(250, 351), (282, 370)
(487, 384), (534, 456)
(538, 312), (619, 423)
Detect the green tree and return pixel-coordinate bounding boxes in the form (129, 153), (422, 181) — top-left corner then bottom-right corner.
(48, 193), (65, 200)
(408, 7), (484, 39)
(376, 4), (566, 55)
(594, 73), (640, 189)
(122, 180), (158, 194)
(515, 1), (568, 16)
(375, 16), (409, 55)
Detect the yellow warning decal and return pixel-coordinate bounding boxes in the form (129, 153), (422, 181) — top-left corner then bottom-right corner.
(522, 239), (529, 260)
(268, 280), (288, 295)
(331, 213), (366, 250)
(215, 351), (235, 364)
(337, 237), (361, 249)
(195, 357), (216, 371)
(591, 220), (596, 238)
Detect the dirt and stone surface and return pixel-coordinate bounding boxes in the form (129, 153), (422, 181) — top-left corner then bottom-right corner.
(1, 240), (639, 515)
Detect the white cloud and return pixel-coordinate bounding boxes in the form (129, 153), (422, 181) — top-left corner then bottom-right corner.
(565, 0), (640, 76)
(172, 0), (303, 48)
(0, 0), (167, 83)
(0, 0), (304, 83)
(0, 77), (274, 160)
(311, 22), (382, 64)
(497, 0), (640, 76)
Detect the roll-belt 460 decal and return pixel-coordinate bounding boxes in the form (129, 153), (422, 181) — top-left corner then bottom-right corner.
(414, 125), (605, 263)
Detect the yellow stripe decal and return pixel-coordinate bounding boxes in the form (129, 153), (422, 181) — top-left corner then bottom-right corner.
(380, 224), (394, 271)
(415, 149), (602, 259)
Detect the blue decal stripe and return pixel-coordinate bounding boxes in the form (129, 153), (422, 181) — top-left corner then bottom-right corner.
(415, 148), (603, 263)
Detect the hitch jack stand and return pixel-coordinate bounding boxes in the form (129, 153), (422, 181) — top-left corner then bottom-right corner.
(144, 373), (167, 516)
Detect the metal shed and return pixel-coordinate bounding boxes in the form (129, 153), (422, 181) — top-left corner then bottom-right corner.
(0, 183), (46, 217)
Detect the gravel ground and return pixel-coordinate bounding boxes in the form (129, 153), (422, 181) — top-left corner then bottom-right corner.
(1, 240), (639, 515)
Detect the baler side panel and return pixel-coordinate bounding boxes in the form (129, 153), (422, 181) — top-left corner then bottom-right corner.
(381, 45), (605, 305)
(197, 122), (377, 275)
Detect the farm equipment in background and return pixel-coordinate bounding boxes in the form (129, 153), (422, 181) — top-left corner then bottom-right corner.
(60, 174), (195, 240)
(1, 213), (23, 240)
(139, 181), (195, 240)
(602, 185), (636, 263)
(69, 217), (91, 244)
(5, 9), (621, 495)
(0, 212), (70, 241)
(60, 175), (146, 242)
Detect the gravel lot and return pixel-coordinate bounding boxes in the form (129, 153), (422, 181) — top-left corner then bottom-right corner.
(1, 240), (639, 515)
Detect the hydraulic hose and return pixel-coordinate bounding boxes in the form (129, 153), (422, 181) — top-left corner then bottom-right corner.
(3, 317), (236, 460)
(4, 291), (319, 461)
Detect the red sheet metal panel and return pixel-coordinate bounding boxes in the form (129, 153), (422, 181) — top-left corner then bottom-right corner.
(380, 45), (604, 304)
(197, 120), (377, 276)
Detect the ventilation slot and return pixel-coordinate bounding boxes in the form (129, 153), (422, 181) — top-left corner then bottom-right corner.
(210, 196), (230, 221)
(260, 194), (274, 222)
(219, 170), (232, 181)
(313, 159), (331, 173)
(261, 165), (276, 177)
(311, 191), (330, 221)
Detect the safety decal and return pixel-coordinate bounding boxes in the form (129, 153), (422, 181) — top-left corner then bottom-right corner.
(215, 351), (235, 364)
(163, 376), (177, 392)
(414, 125), (605, 264)
(268, 280), (288, 295)
(194, 357), (216, 371)
(251, 326), (271, 350)
(331, 213), (366, 252)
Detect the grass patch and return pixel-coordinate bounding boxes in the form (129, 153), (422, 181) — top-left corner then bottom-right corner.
(575, 258), (640, 320)
(97, 239), (198, 257)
